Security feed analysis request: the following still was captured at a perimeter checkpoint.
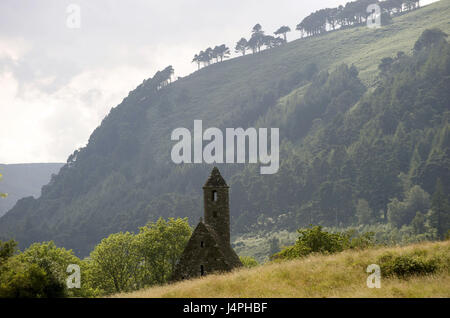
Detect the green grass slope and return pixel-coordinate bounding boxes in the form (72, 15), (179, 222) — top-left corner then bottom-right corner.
(113, 240), (450, 298)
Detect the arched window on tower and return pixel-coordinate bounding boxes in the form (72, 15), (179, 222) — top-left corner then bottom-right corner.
(212, 190), (218, 202)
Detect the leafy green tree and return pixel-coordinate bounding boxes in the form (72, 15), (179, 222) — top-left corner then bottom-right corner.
(380, 10), (393, 26)
(152, 65), (175, 89)
(192, 54), (201, 70)
(135, 217), (191, 286)
(356, 199), (373, 225)
(247, 35), (259, 54)
(195, 44), (229, 66)
(411, 212), (426, 234)
(239, 256), (258, 268)
(414, 28), (448, 53)
(0, 239), (17, 266)
(271, 226), (375, 260)
(272, 226), (336, 260)
(262, 35), (284, 49)
(429, 179), (450, 239)
(299, 8), (328, 36)
(212, 46), (220, 63)
(214, 44), (231, 62)
(405, 185), (430, 216)
(273, 226), (346, 260)
(89, 232), (140, 294)
(388, 185), (430, 228)
(268, 237), (280, 255)
(274, 26), (291, 42)
(325, 8), (339, 30)
(18, 241), (93, 297)
(0, 258), (64, 298)
(196, 50), (205, 67)
(379, 57), (394, 74)
(235, 38), (248, 56)
(296, 226), (347, 254)
(387, 198), (406, 228)
(252, 23), (263, 35)
(204, 47), (213, 65)
(0, 241), (93, 298)
(250, 24), (265, 53)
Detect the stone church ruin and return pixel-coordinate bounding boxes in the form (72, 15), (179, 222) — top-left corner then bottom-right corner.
(171, 167), (242, 281)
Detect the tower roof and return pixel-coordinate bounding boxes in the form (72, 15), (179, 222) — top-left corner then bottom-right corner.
(203, 167), (228, 188)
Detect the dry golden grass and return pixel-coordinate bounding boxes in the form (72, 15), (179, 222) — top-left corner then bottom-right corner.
(112, 241), (450, 298)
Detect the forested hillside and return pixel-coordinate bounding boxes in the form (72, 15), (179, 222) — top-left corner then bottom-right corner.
(0, 0), (449, 257)
(0, 163), (64, 217)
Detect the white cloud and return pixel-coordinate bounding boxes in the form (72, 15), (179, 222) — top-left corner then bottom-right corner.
(0, 65), (149, 163)
(0, 36), (29, 62)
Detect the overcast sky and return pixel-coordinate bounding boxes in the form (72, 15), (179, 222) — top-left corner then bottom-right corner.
(0, 0), (439, 164)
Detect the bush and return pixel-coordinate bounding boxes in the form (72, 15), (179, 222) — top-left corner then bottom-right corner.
(376, 252), (440, 278)
(271, 226), (375, 260)
(0, 241), (97, 298)
(270, 243), (311, 261)
(295, 226), (346, 254)
(0, 240), (17, 266)
(414, 28), (448, 53)
(239, 256), (259, 268)
(0, 258), (66, 298)
(88, 217), (192, 294)
(347, 231), (376, 250)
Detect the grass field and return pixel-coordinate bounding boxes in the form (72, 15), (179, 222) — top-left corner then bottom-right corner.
(113, 240), (450, 298)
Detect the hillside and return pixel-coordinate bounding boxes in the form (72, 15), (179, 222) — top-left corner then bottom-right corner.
(0, 163), (64, 217)
(0, 0), (449, 257)
(113, 240), (450, 298)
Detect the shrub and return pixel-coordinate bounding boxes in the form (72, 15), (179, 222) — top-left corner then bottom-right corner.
(270, 243), (311, 260)
(347, 230), (376, 250)
(414, 28), (448, 53)
(271, 226), (376, 260)
(0, 240), (17, 266)
(239, 256), (259, 268)
(0, 258), (66, 298)
(0, 241), (97, 298)
(376, 252), (440, 278)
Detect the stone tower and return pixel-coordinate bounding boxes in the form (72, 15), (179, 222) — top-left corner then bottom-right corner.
(171, 167), (242, 281)
(203, 166), (230, 246)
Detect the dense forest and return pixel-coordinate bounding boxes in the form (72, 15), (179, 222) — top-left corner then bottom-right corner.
(231, 28), (450, 237)
(0, 0), (449, 258)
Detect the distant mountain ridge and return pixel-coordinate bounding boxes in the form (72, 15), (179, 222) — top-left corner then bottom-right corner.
(0, 163), (64, 217)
